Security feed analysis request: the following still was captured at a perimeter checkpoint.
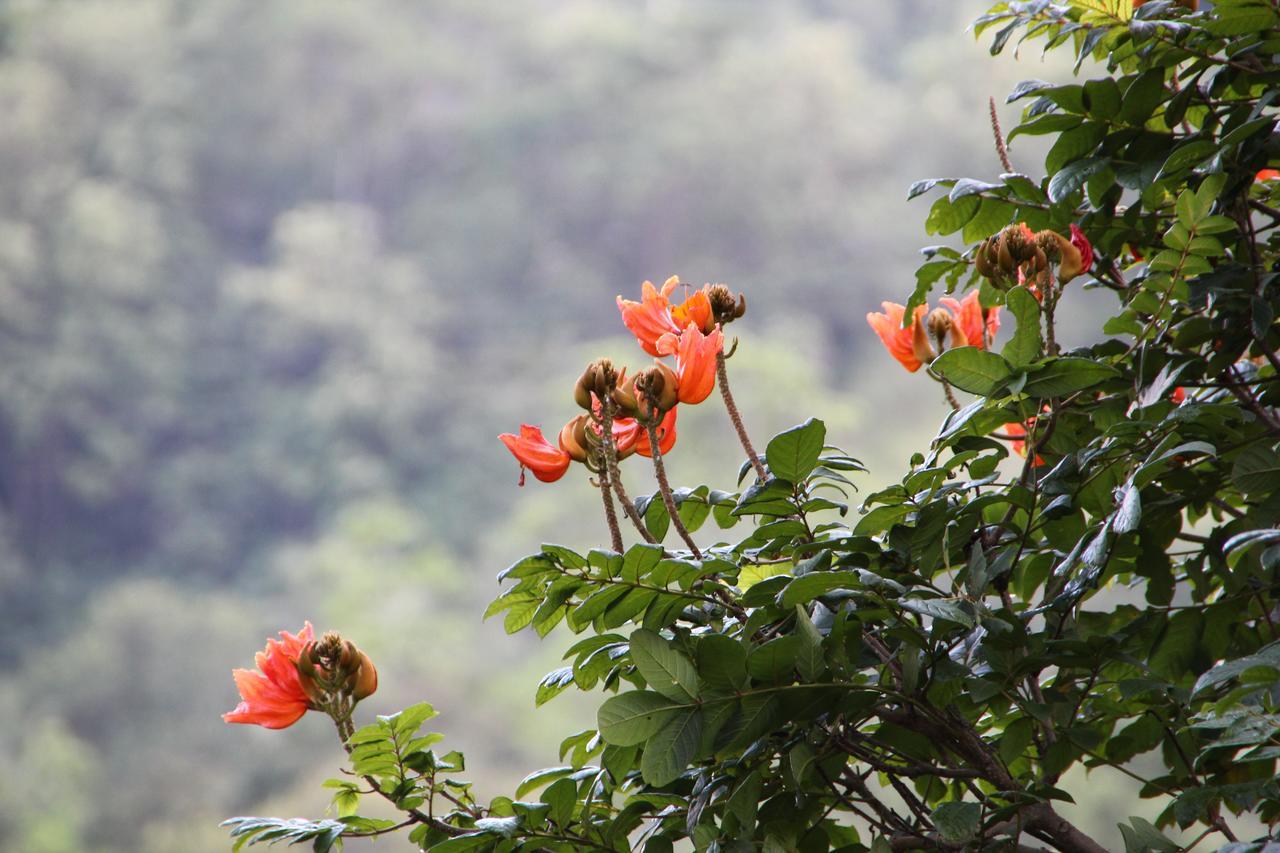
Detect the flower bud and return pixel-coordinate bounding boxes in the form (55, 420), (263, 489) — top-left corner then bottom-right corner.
(559, 414), (591, 463)
(574, 358), (620, 410)
(347, 650), (378, 701)
(634, 363), (679, 416)
(926, 306), (957, 343)
(612, 377), (641, 419)
(707, 284), (747, 327)
(295, 631), (379, 707)
(911, 318), (937, 367)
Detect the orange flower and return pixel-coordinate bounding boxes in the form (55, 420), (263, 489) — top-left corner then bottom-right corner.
(866, 302), (932, 372)
(223, 622), (315, 729)
(1257, 169), (1280, 182)
(656, 323), (724, 404)
(938, 291), (1001, 350)
(617, 277), (684, 357)
(671, 288), (714, 334)
(499, 424), (572, 484)
(633, 406), (677, 457)
(618, 277), (719, 356)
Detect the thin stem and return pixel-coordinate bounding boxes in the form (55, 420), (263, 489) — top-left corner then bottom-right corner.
(646, 420), (702, 558)
(941, 378), (960, 410)
(989, 96), (1014, 173)
(596, 468), (624, 552)
(716, 351), (767, 480)
(600, 400), (657, 544)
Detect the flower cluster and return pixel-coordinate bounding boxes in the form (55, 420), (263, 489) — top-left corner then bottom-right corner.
(866, 291), (1001, 373)
(499, 276), (736, 484)
(223, 622), (377, 730)
(868, 222), (1094, 465)
(974, 222), (1093, 298)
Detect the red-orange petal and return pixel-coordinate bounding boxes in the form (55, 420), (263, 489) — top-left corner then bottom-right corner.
(635, 407), (678, 457)
(867, 302), (927, 372)
(223, 622), (315, 730)
(499, 424), (573, 483)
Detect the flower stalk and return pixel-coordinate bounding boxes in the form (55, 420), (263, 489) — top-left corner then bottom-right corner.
(599, 398), (657, 544)
(717, 350), (767, 481)
(645, 419), (702, 559)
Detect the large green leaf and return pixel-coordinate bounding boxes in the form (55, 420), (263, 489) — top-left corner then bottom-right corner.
(640, 710), (702, 786)
(696, 635), (748, 693)
(629, 629), (699, 702)
(597, 691), (685, 746)
(1231, 443), (1280, 495)
(1001, 286), (1042, 367)
(1022, 358), (1118, 397)
(765, 418), (826, 483)
(929, 347), (1013, 396)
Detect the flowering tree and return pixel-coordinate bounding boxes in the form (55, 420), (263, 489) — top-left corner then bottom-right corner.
(221, 2), (1280, 850)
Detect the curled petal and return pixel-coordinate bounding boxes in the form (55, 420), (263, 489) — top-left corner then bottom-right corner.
(499, 424), (573, 483)
(939, 291), (1001, 351)
(671, 287), (714, 334)
(223, 622), (314, 729)
(618, 278), (683, 357)
(867, 302), (929, 372)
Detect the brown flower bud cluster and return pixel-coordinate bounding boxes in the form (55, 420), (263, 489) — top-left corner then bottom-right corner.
(974, 223), (1046, 285)
(632, 363), (679, 417)
(974, 223), (1093, 296)
(296, 631), (378, 708)
(574, 358), (621, 411)
(707, 284), (747, 327)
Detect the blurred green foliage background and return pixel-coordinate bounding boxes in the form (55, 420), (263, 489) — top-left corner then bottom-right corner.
(0, 1), (1139, 849)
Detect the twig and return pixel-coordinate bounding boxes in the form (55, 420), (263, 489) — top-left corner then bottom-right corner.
(717, 351), (767, 480)
(646, 420), (702, 558)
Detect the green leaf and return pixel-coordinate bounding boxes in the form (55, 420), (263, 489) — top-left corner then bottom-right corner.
(794, 605), (826, 682)
(1045, 122), (1106, 174)
(1023, 358), (1118, 397)
(514, 766), (576, 800)
(540, 777), (577, 828)
(621, 543), (665, 582)
(931, 802), (981, 845)
(426, 834), (494, 853)
(1048, 156), (1108, 203)
(748, 635), (801, 682)
(1231, 443), (1280, 494)
(726, 770), (763, 834)
(777, 570), (861, 608)
(640, 710), (701, 786)
(629, 629), (699, 702)
(1001, 286), (1042, 367)
(929, 347), (1013, 396)
(535, 666), (576, 706)
(900, 597), (975, 629)
(696, 635), (748, 693)
(1083, 77), (1121, 119)
(597, 691), (685, 746)
(1159, 139), (1218, 177)
(1118, 817), (1178, 853)
(766, 418), (826, 483)
(926, 194), (981, 236)
(963, 198), (1015, 242)
(1117, 69), (1165, 126)
(1113, 480), (1142, 534)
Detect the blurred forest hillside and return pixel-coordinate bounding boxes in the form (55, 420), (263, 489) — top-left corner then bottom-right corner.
(0, 1), (1089, 850)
